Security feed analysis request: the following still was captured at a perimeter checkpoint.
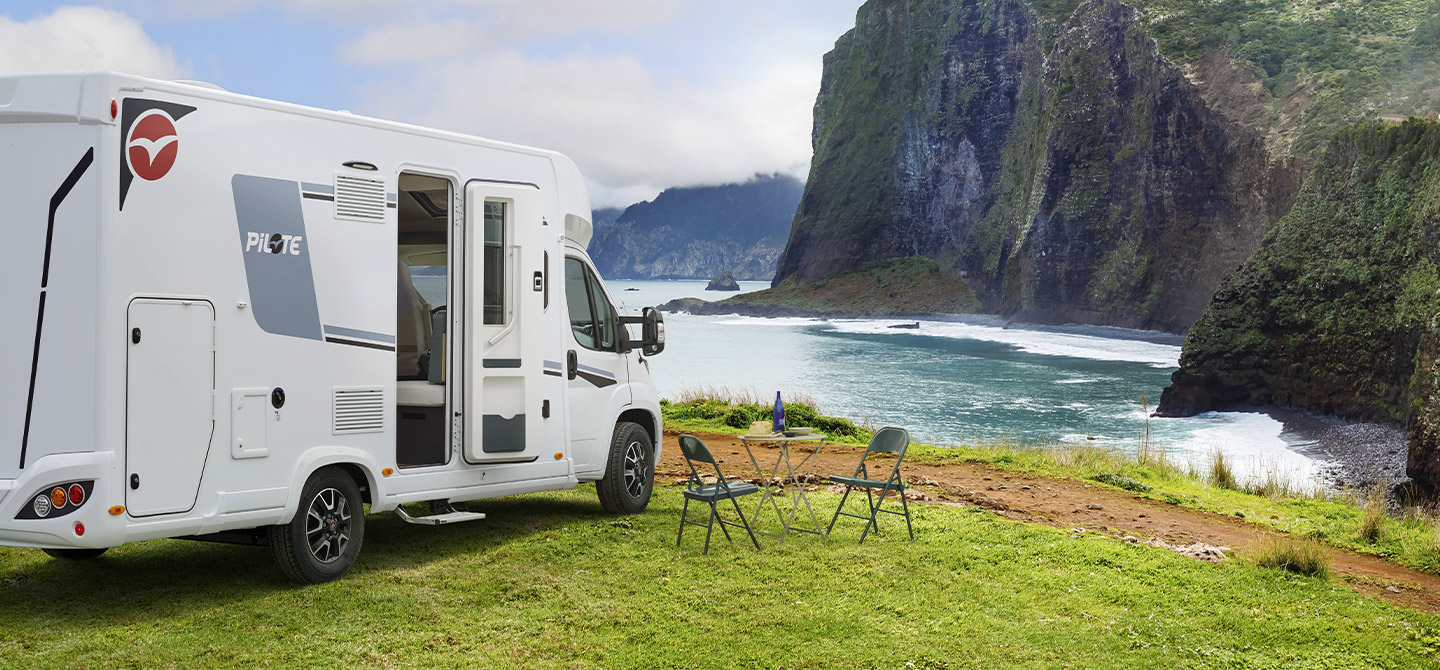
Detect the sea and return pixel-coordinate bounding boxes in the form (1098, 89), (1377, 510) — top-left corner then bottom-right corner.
(416, 276), (1332, 487)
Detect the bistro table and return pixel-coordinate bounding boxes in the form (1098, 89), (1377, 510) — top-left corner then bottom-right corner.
(736, 433), (828, 542)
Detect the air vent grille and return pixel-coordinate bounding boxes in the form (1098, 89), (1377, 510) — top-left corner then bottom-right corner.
(334, 174), (387, 221)
(333, 387), (385, 434)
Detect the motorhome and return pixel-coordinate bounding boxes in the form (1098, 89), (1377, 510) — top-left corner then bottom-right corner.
(0, 72), (666, 583)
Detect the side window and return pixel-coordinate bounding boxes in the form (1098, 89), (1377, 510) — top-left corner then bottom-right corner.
(589, 271), (616, 350)
(482, 201), (506, 325)
(565, 257), (596, 349)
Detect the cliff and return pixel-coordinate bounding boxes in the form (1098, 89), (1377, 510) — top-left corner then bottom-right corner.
(1155, 120), (1440, 486)
(587, 174), (803, 281)
(774, 0), (1440, 332)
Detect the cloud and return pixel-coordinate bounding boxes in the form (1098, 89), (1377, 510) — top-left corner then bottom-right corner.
(357, 47), (817, 208)
(0, 6), (185, 79)
(342, 0), (860, 207)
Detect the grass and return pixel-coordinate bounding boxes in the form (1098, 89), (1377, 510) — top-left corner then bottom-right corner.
(1252, 535), (1332, 578)
(663, 393), (1440, 575)
(2, 484), (1438, 669)
(1362, 482), (1391, 544)
(1210, 449), (1240, 491)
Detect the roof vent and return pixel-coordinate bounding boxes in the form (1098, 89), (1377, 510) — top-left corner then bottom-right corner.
(333, 387), (385, 435)
(335, 173), (387, 222)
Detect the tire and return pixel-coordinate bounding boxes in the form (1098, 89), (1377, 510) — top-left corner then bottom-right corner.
(42, 548), (107, 561)
(596, 421), (654, 514)
(269, 468), (365, 584)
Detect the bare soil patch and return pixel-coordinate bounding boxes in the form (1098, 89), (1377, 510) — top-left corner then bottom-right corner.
(659, 431), (1440, 614)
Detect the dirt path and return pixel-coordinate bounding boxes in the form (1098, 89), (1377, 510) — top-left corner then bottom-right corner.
(659, 431), (1440, 614)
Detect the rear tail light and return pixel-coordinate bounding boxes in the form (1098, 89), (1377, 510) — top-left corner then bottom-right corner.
(16, 481), (94, 520)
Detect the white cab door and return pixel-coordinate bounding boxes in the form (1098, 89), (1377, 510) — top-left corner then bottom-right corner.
(463, 182), (545, 462)
(125, 299), (215, 516)
(563, 257), (630, 472)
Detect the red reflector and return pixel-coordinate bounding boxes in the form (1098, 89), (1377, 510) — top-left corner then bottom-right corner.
(68, 484), (84, 506)
(74, 522), (85, 537)
(110, 100), (118, 120)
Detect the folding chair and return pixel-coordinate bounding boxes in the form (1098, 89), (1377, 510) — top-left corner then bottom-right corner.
(827, 427), (914, 543)
(677, 434), (762, 554)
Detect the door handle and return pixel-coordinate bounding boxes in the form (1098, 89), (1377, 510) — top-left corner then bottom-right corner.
(567, 350), (578, 380)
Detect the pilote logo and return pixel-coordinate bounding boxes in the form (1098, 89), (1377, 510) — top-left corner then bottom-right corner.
(126, 111), (180, 182)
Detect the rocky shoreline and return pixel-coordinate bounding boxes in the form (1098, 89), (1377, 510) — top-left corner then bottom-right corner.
(1266, 407), (1410, 490)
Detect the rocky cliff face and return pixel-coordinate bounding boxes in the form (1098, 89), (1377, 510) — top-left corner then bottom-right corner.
(776, 0), (1438, 332)
(588, 175), (802, 281)
(1156, 120), (1440, 486)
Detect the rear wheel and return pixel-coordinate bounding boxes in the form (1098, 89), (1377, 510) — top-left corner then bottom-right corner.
(269, 468), (365, 584)
(597, 422), (654, 514)
(42, 548), (107, 561)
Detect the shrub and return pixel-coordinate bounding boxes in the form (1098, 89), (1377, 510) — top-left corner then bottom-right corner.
(1252, 536), (1331, 578)
(1091, 473), (1153, 493)
(1359, 483), (1389, 543)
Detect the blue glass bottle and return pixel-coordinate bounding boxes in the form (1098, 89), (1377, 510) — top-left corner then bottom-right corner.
(773, 391), (785, 433)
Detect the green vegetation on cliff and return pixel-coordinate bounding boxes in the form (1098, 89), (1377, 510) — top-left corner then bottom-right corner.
(777, 0), (1440, 332)
(1159, 119), (1440, 484)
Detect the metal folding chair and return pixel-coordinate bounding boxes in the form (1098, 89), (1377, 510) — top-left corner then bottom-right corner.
(827, 427), (914, 543)
(677, 434), (762, 554)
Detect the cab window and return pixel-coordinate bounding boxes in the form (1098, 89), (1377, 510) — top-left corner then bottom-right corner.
(564, 257), (617, 352)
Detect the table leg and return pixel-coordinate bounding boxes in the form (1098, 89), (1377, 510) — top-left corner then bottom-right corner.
(739, 440), (791, 541)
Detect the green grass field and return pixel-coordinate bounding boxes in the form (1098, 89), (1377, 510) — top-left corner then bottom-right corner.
(2, 484), (1437, 669)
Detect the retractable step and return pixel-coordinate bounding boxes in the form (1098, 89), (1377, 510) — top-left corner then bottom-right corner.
(394, 501), (486, 526)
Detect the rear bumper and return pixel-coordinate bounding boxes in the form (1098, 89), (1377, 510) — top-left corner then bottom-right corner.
(0, 452), (121, 549)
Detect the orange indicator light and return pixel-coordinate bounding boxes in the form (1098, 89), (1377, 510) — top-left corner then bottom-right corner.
(50, 488), (67, 509)
(109, 506), (125, 516)
(554, 452), (563, 460)
(382, 468), (394, 477)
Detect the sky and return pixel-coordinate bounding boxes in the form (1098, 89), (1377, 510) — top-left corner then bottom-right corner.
(0, 1), (866, 207)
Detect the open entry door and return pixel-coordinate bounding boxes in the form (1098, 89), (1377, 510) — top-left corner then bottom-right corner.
(463, 181), (545, 462)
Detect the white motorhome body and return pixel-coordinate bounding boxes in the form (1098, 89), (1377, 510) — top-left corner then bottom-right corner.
(0, 72), (665, 582)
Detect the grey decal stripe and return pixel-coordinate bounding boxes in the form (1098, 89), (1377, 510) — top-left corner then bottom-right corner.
(302, 193), (335, 202)
(23, 148), (94, 470)
(483, 359), (523, 369)
(325, 337), (397, 352)
(576, 370), (617, 388)
(233, 175), (323, 341)
(544, 370), (563, 377)
(301, 182), (334, 195)
(543, 360), (563, 370)
(576, 363), (617, 380)
(324, 325), (396, 344)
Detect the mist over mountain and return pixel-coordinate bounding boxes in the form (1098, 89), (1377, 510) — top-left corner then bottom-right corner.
(588, 174), (803, 281)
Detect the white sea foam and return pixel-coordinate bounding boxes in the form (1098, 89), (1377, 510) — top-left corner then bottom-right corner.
(712, 316), (827, 327)
(1153, 411), (1333, 488)
(823, 319), (1181, 368)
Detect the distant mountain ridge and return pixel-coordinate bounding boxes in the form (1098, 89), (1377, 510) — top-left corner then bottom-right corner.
(587, 174), (803, 281)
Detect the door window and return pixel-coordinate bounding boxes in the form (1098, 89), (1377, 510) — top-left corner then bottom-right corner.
(483, 201), (506, 325)
(564, 257), (617, 352)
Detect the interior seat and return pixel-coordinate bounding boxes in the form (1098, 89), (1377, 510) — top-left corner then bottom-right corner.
(397, 259), (432, 380)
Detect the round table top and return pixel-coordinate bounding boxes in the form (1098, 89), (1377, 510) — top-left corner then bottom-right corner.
(737, 433), (827, 442)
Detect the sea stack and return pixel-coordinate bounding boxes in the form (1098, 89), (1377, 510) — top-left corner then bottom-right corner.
(706, 272), (741, 291)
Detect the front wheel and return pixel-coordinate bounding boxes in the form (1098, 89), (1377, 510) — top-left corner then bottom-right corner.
(43, 548), (107, 561)
(269, 468), (365, 584)
(597, 422), (654, 514)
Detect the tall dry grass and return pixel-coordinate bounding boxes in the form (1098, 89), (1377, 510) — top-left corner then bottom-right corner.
(1359, 481), (1389, 543)
(1251, 535), (1331, 578)
(672, 384), (821, 411)
(1210, 449), (1240, 491)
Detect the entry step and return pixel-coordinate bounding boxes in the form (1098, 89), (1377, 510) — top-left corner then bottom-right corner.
(394, 502), (486, 526)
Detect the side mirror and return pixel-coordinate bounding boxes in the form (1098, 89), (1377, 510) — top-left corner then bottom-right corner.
(642, 307), (665, 356)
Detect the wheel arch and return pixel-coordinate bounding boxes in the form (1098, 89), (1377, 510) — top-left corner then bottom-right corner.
(617, 407), (659, 462)
(280, 449), (383, 523)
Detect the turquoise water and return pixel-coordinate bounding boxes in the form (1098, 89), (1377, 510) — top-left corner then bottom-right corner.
(611, 280), (1330, 486)
(419, 274), (1328, 484)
